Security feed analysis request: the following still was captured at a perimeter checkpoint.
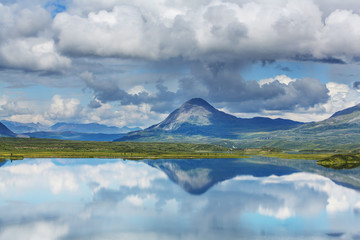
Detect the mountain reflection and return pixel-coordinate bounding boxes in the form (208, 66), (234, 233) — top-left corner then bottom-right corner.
(146, 158), (298, 194)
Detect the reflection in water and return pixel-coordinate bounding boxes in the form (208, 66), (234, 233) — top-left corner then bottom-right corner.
(318, 160), (360, 170)
(0, 157), (359, 239)
(146, 158), (298, 194)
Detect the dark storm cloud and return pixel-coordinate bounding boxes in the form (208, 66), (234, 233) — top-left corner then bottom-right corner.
(353, 81), (360, 89)
(293, 55), (346, 64)
(82, 60), (330, 114)
(187, 62), (330, 112)
(81, 71), (178, 113)
(88, 98), (101, 109)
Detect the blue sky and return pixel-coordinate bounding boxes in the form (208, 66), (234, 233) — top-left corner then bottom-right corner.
(1, 0), (360, 127)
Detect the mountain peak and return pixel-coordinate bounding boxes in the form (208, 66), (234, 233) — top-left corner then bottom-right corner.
(185, 98), (211, 106)
(181, 98), (217, 112)
(152, 98), (218, 131)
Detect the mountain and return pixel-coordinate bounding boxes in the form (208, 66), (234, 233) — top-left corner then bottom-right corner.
(0, 122), (20, 137)
(116, 98), (303, 142)
(25, 131), (125, 142)
(50, 122), (141, 134)
(2, 120), (48, 133)
(330, 104), (360, 118)
(231, 103), (360, 150)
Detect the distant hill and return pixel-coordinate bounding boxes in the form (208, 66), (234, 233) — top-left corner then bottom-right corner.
(25, 131), (125, 142)
(1, 120), (140, 141)
(0, 122), (20, 137)
(116, 98), (303, 142)
(2, 120), (47, 133)
(50, 122), (141, 134)
(330, 104), (360, 118)
(231, 103), (360, 150)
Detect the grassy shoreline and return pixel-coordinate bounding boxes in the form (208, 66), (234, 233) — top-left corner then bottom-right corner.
(0, 138), (247, 159)
(0, 151), (248, 159)
(0, 137), (353, 162)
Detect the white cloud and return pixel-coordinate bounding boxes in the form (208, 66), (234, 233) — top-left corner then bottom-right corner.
(0, 95), (54, 125)
(0, 92), (165, 128)
(0, 159), (166, 196)
(0, 3), (71, 72)
(51, 0), (360, 63)
(84, 102), (167, 128)
(258, 75), (297, 87)
(7, 114), (53, 126)
(0, 4), (50, 39)
(324, 82), (360, 113)
(258, 206), (293, 220)
(53, 6), (161, 59)
(0, 38), (71, 71)
(0, 221), (69, 240)
(316, 9), (360, 61)
(128, 85), (150, 95)
(47, 95), (83, 120)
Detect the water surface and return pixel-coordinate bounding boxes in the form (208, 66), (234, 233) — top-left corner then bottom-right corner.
(0, 157), (359, 239)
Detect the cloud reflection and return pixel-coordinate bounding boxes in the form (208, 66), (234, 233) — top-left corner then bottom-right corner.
(0, 158), (358, 239)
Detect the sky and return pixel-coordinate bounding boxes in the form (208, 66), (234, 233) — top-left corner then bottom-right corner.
(1, 0), (360, 127)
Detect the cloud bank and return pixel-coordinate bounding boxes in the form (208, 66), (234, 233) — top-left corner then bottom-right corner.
(51, 0), (360, 63)
(1, 0), (360, 125)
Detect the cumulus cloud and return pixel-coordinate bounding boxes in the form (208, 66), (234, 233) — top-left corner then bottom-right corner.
(84, 102), (166, 128)
(0, 92), (164, 128)
(0, 222), (69, 240)
(0, 94), (49, 125)
(51, 0), (360, 63)
(0, 95), (55, 125)
(0, 3), (70, 71)
(0, 38), (71, 71)
(2, 0), (360, 125)
(47, 95), (83, 120)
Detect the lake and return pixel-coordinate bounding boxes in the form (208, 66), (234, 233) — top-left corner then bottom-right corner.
(0, 157), (359, 240)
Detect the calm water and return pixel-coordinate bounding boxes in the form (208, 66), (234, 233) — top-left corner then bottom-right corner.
(0, 157), (359, 240)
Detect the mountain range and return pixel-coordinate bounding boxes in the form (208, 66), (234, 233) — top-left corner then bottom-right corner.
(1, 120), (46, 133)
(2, 121), (141, 134)
(1, 98), (360, 150)
(0, 121), (140, 141)
(49, 122), (141, 134)
(116, 98), (360, 150)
